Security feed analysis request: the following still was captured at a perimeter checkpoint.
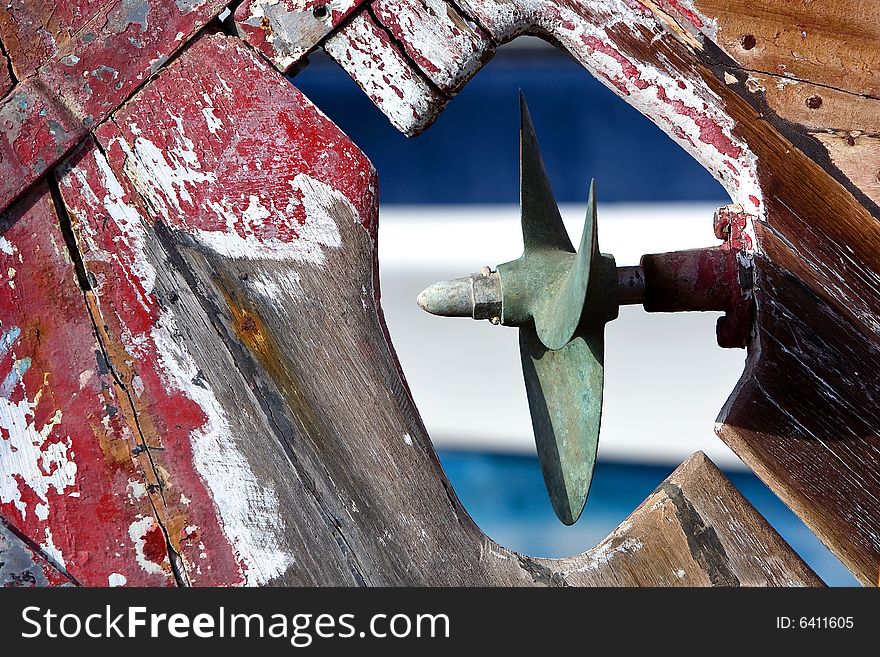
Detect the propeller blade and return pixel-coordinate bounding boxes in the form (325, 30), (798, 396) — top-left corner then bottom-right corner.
(533, 180), (598, 350)
(587, 179), (600, 260)
(519, 91), (573, 255)
(519, 323), (604, 525)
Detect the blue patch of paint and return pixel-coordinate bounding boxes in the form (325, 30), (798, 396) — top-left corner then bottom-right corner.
(0, 357), (30, 398)
(0, 326), (21, 358)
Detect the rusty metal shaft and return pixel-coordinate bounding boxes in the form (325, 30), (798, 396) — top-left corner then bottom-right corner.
(639, 246), (732, 313)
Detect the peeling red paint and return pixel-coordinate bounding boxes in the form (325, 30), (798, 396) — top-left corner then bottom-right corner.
(0, 0), (113, 79)
(142, 524), (167, 564)
(655, 0), (704, 29)
(57, 138), (244, 586)
(582, 35), (649, 90)
(0, 182), (175, 586)
(0, 0), (228, 216)
(52, 32), (380, 585)
(655, 86), (743, 158)
(96, 32), (377, 239)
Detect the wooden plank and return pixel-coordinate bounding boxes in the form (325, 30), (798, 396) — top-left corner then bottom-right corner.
(552, 452), (821, 586)
(746, 74), (880, 135)
(1, 514), (74, 586)
(718, 257), (880, 587)
(812, 132), (880, 208)
(720, 72), (880, 210)
(58, 31), (384, 585)
(692, 0), (880, 98)
(324, 11), (448, 136)
(57, 139), (250, 586)
(371, 0), (494, 93)
(234, 0), (368, 71)
(340, 0), (766, 215)
(0, 182), (176, 586)
(0, 0), (228, 216)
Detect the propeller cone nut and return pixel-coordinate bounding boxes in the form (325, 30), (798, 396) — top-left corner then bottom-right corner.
(417, 269), (502, 321)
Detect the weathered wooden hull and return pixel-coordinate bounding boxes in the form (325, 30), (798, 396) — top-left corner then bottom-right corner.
(0, 0), (876, 586)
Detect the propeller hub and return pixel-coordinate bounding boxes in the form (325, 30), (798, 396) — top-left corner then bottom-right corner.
(416, 267), (502, 322)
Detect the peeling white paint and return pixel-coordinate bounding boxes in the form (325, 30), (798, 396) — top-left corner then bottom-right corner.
(109, 573), (127, 586)
(114, 129), (218, 222)
(524, 2), (763, 257)
(127, 479), (148, 501)
(249, 270), (303, 302)
(195, 174), (350, 263)
(354, 0), (761, 256)
(128, 516), (166, 575)
(239, 0), (360, 70)
(151, 312), (296, 585)
(324, 13), (441, 136)
(60, 148), (158, 312)
(372, 0), (489, 91)
(60, 145), (299, 584)
(41, 526), (66, 569)
(78, 369), (94, 389)
(0, 345), (75, 523)
(574, 536), (644, 572)
(200, 94), (224, 134)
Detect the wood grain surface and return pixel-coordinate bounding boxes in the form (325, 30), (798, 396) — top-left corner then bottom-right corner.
(0, 0), (876, 586)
